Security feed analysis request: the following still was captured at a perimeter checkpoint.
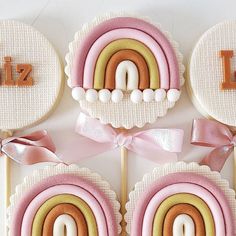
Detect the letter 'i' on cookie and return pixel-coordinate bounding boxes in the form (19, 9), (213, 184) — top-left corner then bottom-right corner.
(3, 56), (14, 86)
(220, 50), (236, 89)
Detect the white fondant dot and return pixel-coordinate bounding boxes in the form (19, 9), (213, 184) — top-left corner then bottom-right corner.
(111, 89), (123, 103)
(86, 89), (98, 103)
(155, 89), (166, 102)
(67, 79), (72, 88)
(72, 87), (85, 101)
(143, 89), (154, 102)
(167, 89), (181, 102)
(99, 89), (111, 103)
(130, 89), (143, 104)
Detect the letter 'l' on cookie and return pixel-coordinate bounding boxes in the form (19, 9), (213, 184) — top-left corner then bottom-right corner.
(220, 50), (236, 89)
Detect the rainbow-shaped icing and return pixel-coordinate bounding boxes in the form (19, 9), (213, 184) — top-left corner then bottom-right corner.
(130, 172), (235, 236)
(10, 174), (118, 236)
(70, 17), (181, 103)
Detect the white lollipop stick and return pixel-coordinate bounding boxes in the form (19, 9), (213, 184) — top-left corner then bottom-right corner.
(234, 146), (236, 191)
(120, 146), (128, 236)
(1, 130), (12, 235)
(1, 130), (12, 207)
(5, 157), (10, 207)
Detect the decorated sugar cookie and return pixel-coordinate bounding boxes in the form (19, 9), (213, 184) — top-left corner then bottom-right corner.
(7, 164), (121, 236)
(125, 162), (236, 236)
(188, 21), (236, 192)
(0, 20), (63, 230)
(0, 20), (63, 130)
(188, 20), (236, 127)
(65, 14), (184, 129)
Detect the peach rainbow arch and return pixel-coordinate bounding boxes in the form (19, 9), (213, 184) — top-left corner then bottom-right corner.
(10, 174), (118, 236)
(71, 17), (180, 91)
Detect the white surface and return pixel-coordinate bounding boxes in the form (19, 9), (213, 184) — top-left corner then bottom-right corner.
(0, 0), (236, 234)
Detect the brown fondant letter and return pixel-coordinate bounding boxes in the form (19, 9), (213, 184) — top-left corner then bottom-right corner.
(3, 56), (14, 86)
(16, 64), (33, 86)
(220, 50), (236, 89)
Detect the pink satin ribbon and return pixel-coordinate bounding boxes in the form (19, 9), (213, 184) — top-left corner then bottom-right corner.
(1, 130), (60, 164)
(75, 113), (184, 163)
(191, 119), (235, 171)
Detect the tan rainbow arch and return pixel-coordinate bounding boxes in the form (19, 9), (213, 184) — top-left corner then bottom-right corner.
(32, 194), (98, 236)
(10, 174), (118, 236)
(152, 193), (215, 236)
(72, 17), (180, 91)
(130, 172), (235, 236)
(93, 38), (159, 90)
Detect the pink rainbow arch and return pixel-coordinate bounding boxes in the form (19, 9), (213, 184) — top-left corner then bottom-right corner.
(83, 28), (169, 89)
(71, 17), (180, 90)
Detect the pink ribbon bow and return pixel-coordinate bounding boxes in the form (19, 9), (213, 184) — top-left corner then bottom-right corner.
(1, 130), (60, 165)
(75, 113), (184, 163)
(191, 119), (236, 171)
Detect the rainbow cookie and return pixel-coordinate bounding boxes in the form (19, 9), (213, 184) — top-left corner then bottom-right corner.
(188, 21), (236, 127)
(65, 14), (184, 128)
(125, 162), (236, 236)
(7, 164), (121, 236)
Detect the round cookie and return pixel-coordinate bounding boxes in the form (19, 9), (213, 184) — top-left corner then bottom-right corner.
(7, 164), (121, 236)
(65, 14), (184, 129)
(188, 20), (236, 127)
(125, 162), (236, 236)
(0, 20), (63, 130)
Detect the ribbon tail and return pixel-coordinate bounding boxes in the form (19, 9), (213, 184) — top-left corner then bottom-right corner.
(2, 144), (61, 165)
(127, 128), (183, 164)
(127, 137), (178, 164)
(200, 145), (233, 171)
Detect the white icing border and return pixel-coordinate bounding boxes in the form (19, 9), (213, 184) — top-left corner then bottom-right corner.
(71, 87), (180, 104)
(65, 12), (185, 128)
(125, 162), (236, 234)
(7, 163), (122, 235)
